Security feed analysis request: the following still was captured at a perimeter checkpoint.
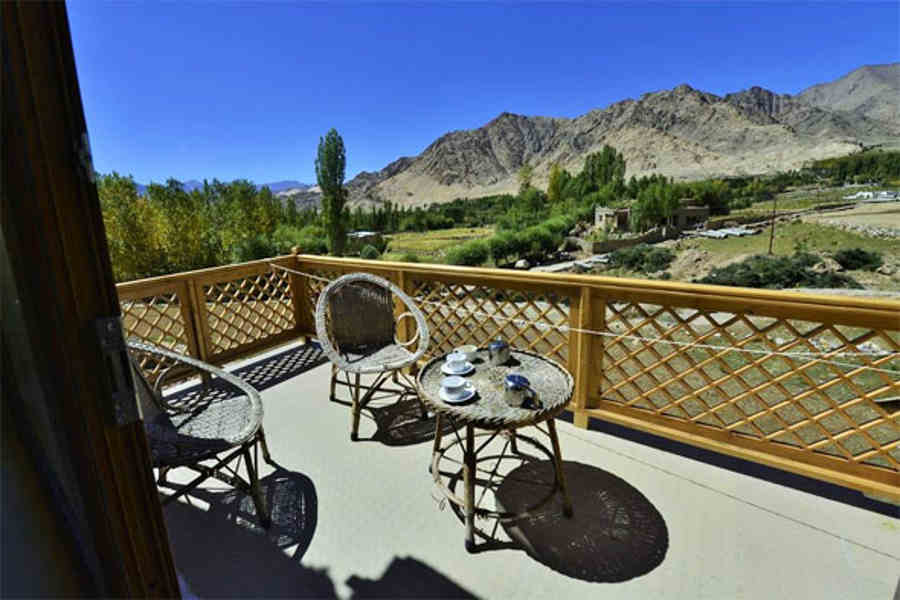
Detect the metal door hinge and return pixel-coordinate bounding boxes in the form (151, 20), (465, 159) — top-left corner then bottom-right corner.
(94, 317), (139, 425)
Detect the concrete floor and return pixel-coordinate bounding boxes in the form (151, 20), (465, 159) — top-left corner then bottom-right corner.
(162, 342), (899, 600)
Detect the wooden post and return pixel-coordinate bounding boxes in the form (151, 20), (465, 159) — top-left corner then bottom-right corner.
(569, 287), (589, 428)
(589, 290), (606, 411)
(394, 269), (413, 346)
(569, 286), (605, 429)
(185, 279), (212, 363)
(176, 280), (204, 361)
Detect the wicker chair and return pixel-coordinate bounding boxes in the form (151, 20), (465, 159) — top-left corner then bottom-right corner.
(315, 272), (430, 440)
(127, 339), (273, 528)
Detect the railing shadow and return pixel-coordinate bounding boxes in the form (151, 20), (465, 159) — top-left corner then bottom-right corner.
(165, 342), (328, 411)
(445, 459), (669, 583)
(346, 556), (478, 599)
(229, 342), (328, 392)
(163, 466), (336, 598)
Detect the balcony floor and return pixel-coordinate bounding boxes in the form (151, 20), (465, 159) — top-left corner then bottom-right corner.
(161, 342), (899, 599)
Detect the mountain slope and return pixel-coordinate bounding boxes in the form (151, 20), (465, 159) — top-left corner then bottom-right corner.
(797, 63), (899, 123)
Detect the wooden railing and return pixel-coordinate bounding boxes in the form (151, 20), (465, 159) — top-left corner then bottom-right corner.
(117, 253), (900, 500)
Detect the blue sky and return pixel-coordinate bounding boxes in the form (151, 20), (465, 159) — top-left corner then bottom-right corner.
(67, 2), (899, 185)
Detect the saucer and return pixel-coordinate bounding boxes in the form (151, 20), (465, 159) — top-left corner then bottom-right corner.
(441, 361), (475, 376)
(439, 382), (476, 404)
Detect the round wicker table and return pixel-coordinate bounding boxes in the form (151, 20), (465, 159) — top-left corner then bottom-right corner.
(417, 348), (575, 552)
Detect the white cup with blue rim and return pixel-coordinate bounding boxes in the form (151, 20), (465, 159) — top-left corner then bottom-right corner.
(441, 376), (471, 401)
(444, 351), (468, 373)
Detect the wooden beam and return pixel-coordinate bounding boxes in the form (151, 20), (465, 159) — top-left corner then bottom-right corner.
(3, 2), (179, 595)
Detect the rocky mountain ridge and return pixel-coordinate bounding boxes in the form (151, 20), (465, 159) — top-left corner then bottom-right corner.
(285, 64), (899, 208)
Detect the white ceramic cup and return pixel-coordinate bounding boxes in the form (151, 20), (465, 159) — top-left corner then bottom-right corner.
(454, 344), (478, 362)
(445, 351), (468, 373)
(441, 376), (468, 400)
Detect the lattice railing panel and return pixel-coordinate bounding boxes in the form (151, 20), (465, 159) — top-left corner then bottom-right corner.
(409, 278), (572, 366)
(120, 290), (189, 382)
(601, 301), (900, 472)
(202, 269), (295, 356)
(303, 268), (346, 318)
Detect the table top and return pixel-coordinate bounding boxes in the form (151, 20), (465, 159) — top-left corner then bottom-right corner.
(416, 348), (573, 429)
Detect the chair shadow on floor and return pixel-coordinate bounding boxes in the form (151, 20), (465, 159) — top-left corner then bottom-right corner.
(330, 394), (457, 447)
(445, 459), (669, 584)
(162, 465), (337, 598)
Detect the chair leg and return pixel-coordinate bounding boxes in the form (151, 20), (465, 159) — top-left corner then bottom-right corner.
(157, 466), (169, 486)
(242, 446), (271, 529)
(350, 372), (362, 441)
(258, 427), (274, 466)
(330, 364), (338, 402)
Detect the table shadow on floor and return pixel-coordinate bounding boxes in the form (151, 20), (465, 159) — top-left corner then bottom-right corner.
(163, 467), (336, 598)
(493, 460), (669, 583)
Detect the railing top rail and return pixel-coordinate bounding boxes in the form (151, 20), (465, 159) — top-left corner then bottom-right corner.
(293, 254), (900, 316)
(115, 255), (296, 292)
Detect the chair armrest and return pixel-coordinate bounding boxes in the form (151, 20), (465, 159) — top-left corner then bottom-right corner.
(126, 339), (263, 428)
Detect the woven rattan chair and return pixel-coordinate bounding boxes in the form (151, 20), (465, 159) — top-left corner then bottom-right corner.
(127, 339), (273, 528)
(315, 272), (430, 440)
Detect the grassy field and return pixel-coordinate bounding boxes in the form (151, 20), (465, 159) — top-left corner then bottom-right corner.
(382, 226), (493, 262)
(690, 221), (899, 257)
(733, 185), (899, 219)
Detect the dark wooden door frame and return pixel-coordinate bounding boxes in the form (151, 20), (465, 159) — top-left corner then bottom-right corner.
(3, 2), (179, 596)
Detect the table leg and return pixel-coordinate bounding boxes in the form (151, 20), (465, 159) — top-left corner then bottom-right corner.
(464, 424), (476, 552)
(430, 413), (443, 474)
(547, 419), (573, 518)
(508, 428), (518, 454)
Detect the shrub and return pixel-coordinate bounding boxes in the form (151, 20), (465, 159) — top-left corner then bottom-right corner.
(360, 244), (380, 260)
(271, 224), (328, 255)
(833, 248), (883, 271)
(231, 234), (278, 262)
(445, 239), (490, 266)
(609, 244), (674, 273)
(488, 231), (518, 264)
(643, 247), (675, 273)
(697, 253), (861, 289)
(399, 252), (420, 263)
(522, 225), (558, 256)
(542, 215), (575, 237)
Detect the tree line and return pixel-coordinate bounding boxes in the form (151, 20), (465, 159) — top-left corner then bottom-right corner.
(100, 131), (900, 281)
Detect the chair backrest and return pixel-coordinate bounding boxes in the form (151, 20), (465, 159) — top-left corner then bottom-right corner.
(315, 272), (430, 373)
(326, 279), (395, 354)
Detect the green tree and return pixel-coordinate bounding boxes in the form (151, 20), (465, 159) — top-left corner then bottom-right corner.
(546, 163), (568, 205)
(97, 172), (166, 281)
(517, 164), (534, 195)
(284, 197), (299, 225)
(316, 128), (348, 255)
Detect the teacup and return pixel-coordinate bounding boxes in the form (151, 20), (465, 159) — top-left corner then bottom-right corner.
(454, 344), (478, 362)
(445, 351), (468, 373)
(441, 376), (469, 400)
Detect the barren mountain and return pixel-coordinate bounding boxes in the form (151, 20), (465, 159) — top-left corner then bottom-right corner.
(284, 64), (900, 208)
(797, 64), (899, 123)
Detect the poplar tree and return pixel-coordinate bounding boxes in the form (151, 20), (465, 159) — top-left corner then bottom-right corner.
(315, 129), (348, 255)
